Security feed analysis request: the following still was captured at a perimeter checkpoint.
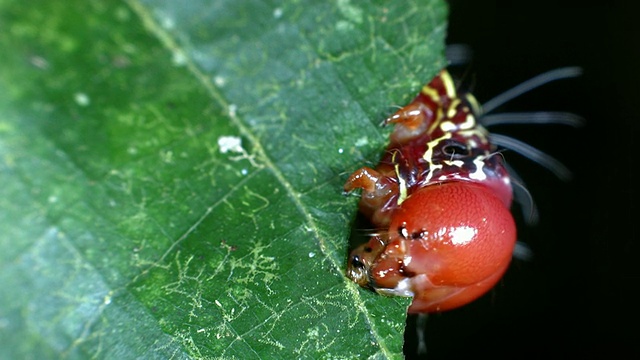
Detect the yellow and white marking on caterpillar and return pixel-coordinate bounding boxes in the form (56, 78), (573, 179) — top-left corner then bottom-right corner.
(469, 156), (488, 181)
(395, 162), (409, 205)
(458, 113), (477, 130)
(422, 132), (452, 184)
(421, 84), (440, 103)
(440, 70), (457, 99)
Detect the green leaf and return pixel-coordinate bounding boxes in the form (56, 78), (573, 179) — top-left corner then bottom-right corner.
(0, 0), (446, 358)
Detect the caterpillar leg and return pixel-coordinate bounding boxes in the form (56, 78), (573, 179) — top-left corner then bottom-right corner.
(384, 102), (434, 145)
(343, 167), (399, 227)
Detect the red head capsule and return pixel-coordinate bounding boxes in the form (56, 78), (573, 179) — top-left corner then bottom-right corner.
(349, 182), (515, 313)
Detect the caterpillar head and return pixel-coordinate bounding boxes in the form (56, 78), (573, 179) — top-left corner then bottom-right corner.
(347, 181), (516, 313)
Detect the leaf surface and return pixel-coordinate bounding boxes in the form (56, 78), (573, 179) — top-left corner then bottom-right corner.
(0, 0), (447, 358)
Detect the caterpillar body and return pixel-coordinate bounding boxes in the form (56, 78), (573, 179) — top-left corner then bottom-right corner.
(344, 67), (581, 313)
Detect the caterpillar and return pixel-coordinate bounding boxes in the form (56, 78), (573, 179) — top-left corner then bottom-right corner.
(344, 67), (581, 313)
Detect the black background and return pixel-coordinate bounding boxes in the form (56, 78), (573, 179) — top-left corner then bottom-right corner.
(404, 2), (638, 358)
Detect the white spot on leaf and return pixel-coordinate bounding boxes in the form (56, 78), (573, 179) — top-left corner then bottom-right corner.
(29, 56), (49, 69)
(214, 76), (226, 87)
(354, 137), (369, 147)
(158, 12), (175, 29)
(74, 92), (90, 107)
(172, 51), (187, 66)
(218, 136), (243, 154)
(337, 0), (363, 23)
(228, 104), (237, 117)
